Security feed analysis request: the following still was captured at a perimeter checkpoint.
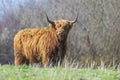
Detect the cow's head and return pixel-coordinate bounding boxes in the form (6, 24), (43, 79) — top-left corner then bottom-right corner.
(46, 15), (78, 41)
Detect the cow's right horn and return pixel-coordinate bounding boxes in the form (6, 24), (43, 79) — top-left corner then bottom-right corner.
(46, 14), (54, 24)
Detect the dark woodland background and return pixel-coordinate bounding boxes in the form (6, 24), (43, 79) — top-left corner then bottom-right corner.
(0, 0), (120, 67)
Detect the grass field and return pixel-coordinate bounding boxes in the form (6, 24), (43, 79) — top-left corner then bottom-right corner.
(0, 65), (119, 80)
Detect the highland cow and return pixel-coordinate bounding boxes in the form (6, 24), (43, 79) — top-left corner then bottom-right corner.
(14, 15), (78, 67)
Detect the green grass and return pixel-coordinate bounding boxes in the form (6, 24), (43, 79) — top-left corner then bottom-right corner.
(0, 65), (119, 80)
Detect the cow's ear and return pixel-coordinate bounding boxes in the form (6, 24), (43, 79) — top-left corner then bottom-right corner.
(46, 14), (56, 29)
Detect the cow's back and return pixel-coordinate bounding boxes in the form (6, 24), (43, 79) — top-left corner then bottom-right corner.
(14, 27), (59, 64)
(14, 28), (45, 60)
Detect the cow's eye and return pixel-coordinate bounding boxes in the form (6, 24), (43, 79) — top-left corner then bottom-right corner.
(58, 24), (62, 28)
(59, 24), (62, 27)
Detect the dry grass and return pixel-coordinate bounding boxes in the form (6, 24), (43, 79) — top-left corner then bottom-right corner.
(0, 64), (119, 80)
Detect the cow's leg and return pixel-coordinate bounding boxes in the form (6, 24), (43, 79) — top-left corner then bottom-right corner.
(42, 56), (50, 67)
(42, 52), (50, 67)
(14, 53), (29, 66)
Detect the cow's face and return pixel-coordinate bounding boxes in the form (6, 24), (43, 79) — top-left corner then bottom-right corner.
(46, 15), (78, 41)
(54, 20), (73, 37)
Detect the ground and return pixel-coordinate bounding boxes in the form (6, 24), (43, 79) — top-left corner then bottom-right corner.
(0, 65), (119, 80)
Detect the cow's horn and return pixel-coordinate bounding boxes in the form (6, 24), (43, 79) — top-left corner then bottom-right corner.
(71, 15), (78, 24)
(46, 14), (54, 24)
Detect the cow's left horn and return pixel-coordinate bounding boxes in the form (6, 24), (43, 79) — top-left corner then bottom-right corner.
(71, 15), (78, 24)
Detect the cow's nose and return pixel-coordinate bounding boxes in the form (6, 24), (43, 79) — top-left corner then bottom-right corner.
(59, 29), (64, 33)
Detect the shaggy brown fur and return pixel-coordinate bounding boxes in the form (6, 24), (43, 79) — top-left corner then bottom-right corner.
(14, 16), (77, 67)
